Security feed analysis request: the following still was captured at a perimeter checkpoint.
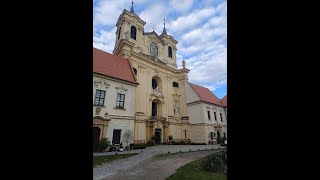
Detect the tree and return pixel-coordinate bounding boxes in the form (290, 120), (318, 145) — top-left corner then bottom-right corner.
(122, 130), (134, 148)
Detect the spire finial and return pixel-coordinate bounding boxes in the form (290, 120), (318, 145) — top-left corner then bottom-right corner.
(162, 17), (167, 35)
(130, 0), (135, 13)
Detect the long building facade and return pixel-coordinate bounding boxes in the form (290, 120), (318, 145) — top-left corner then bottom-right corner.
(93, 5), (227, 148)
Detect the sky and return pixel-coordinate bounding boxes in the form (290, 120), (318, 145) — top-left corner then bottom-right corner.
(93, 0), (227, 99)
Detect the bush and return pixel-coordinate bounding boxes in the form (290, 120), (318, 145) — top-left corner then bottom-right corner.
(132, 143), (147, 149)
(201, 151), (227, 173)
(190, 142), (206, 145)
(169, 135), (173, 140)
(216, 151), (227, 165)
(172, 141), (185, 145)
(98, 137), (110, 150)
(146, 140), (155, 147)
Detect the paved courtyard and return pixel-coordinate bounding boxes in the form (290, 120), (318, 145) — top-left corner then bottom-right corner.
(93, 144), (225, 180)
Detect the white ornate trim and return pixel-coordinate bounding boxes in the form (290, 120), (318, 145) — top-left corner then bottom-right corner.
(115, 84), (128, 94)
(172, 93), (180, 101)
(94, 79), (110, 89)
(150, 87), (164, 98)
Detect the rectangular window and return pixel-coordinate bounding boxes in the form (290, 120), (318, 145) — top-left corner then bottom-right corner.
(94, 89), (105, 106)
(220, 113), (223, 121)
(116, 93), (125, 109)
(214, 112), (217, 121)
(210, 132), (214, 140)
(207, 111), (211, 120)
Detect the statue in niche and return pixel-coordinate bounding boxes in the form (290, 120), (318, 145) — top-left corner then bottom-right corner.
(151, 86), (164, 98)
(125, 31), (129, 40)
(174, 103), (180, 117)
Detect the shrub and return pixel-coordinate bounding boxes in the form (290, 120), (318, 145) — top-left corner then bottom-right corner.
(98, 137), (110, 150)
(146, 140), (155, 146)
(169, 135), (173, 140)
(216, 151), (227, 165)
(190, 142), (206, 145)
(132, 143), (147, 149)
(172, 141), (185, 145)
(201, 151), (227, 173)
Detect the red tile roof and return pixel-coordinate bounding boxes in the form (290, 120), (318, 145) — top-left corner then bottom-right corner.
(220, 95), (227, 107)
(93, 48), (138, 84)
(189, 83), (223, 106)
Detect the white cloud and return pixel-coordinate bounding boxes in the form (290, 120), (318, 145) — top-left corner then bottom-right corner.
(216, 1), (227, 15)
(169, 0), (194, 13)
(168, 7), (215, 33)
(187, 48), (227, 90)
(138, 3), (169, 33)
(94, 0), (127, 27)
(93, 0), (228, 93)
(93, 27), (117, 53)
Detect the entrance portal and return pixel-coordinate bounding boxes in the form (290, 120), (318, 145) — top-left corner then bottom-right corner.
(217, 131), (221, 144)
(112, 129), (121, 145)
(154, 128), (161, 145)
(93, 127), (101, 152)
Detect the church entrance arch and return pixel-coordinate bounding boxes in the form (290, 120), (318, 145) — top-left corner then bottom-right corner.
(93, 127), (101, 152)
(217, 131), (221, 144)
(154, 128), (162, 145)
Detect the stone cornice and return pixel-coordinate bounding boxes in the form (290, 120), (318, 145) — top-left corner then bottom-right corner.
(93, 73), (139, 86)
(116, 9), (146, 27)
(132, 52), (187, 74)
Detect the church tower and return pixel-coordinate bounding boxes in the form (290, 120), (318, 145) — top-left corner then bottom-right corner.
(112, 1), (191, 144)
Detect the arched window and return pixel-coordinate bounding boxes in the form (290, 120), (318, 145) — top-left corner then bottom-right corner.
(118, 27), (121, 40)
(173, 82), (179, 87)
(168, 46), (172, 58)
(152, 76), (162, 90)
(152, 79), (158, 89)
(131, 26), (136, 40)
(133, 68), (137, 75)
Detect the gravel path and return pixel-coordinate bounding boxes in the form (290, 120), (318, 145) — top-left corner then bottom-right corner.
(105, 149), (224, 180)
(93, 145), (224, 180)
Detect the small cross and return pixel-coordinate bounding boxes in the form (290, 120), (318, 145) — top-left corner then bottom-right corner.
(183, 129), (188, 139)
(164, 18), (166, 27)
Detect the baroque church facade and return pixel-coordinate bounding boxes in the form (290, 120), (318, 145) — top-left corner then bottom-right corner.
(93, 4), (227, 147)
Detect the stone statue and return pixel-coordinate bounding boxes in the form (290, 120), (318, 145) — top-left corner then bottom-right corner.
(151, 86), (164, 98)
(182, 60), (186, 68)
(174, 103), (180, 117)
(125, 31), (129, 40)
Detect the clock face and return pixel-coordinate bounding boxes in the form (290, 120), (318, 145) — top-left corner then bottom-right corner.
(150, 43), (158, 57)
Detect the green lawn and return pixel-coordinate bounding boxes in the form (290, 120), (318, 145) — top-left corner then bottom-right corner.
(166, 158), (227, 180)
(93, 153), (138, 167)
(155, 149), (225, 159)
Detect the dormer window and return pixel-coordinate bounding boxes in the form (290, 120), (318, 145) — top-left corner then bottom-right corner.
(131, 26), (136, 40)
